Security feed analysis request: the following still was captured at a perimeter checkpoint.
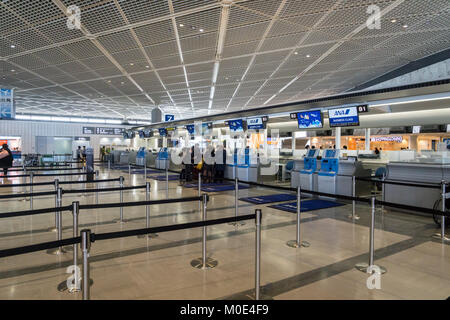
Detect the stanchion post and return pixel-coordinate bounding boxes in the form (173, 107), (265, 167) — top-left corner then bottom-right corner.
(348, 175), (360, 220)
(128, 164), (131, 178)
(81, 229), (91, 300)
(47, 187), (67, 255)
(287, 186), (310, 248)
(433, 181), (450, 242)
(71, 202), (81, 293)
(29, 172), (34, 210)
(51, 179), (60, 232)
(191, 194), (217, 269)
(198, 171), (202, 214)
(95, 170), (99, 204)
(108, 159), (111, 170)
(229, 165), (245, 226)
(355, 197), (386, 274)
(165, 159), (169, 197)
(255, 209), (262, 300)
(381, 173), (386, 213)
(144, 164), (147, 180)
(119, 176), (125, 223)
(138, 182), (157, 239)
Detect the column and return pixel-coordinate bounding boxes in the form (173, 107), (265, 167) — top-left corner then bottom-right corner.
(365, 128), (371, 151)
(335, 127), (341, 150)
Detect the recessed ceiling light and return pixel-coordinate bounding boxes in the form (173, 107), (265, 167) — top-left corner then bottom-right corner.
(179, 23), (184, 27)
(191, 26), (196, 30)
(306, 54), (311, 58)
(11, 69), (15, 72)
(391, 19), (397, 23)
(130, 63), (134, 66)
(10, 45), (15, 48)
(199, 28), (204, 32)
(146, 65), (150, 68)
(402, 24), (408, 28)
(294, 52), (298, 55)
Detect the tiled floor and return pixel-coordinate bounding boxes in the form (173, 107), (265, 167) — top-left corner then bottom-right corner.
(0, 166), (448, 300)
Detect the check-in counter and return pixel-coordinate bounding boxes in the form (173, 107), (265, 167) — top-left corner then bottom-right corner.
(385, 161), (450, 209)
(336, 158), (372, 197)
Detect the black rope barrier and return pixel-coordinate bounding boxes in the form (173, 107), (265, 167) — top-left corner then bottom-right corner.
(33, 172), (91, 177)
(0, 190), (57, 199)
(58, 178), (121, 185)
(8, 168), (85, 172)
(0, 205), (73, 219)
(356, 177), (441, 189)
(0, 181), (55, 188)
(62, 185), (147, 195)
(79, 195), (204, 210)
(92, 213), (255, 242)
(0, 174), (29, 178)
(0, 236), (81, 258)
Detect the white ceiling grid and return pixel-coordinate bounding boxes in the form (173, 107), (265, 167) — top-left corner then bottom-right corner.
(0, 0), (449, 121)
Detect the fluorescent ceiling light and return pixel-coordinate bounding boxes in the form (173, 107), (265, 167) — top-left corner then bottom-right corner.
(15, 115), (31, 120)
(88, 119), (106, 123)
(105, 119), (122, 124)
(70, 118), (88, 122)
(31, 115), (52, 121)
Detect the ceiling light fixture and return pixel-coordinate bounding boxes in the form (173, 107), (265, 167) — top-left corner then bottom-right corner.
(179, 23), (184, 27)
(306, 54), (311, 58)
(294, 52), (298, 55)
(199, 28), (204, 32)
(391, 19), (397, 23)
(402, 24), (408, 28)
(10, 45), (15, 48)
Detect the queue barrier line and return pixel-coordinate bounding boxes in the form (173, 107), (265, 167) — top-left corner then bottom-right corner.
(1, 172), (92, 178)
(78, 195), (205, 210)
(63, 185), (147, 195)
(0, 190), (57, 199)
(356, 177), (442, 190)
(0, 205), (73, 219)
(9, 168), (86, 172)
(0, 178), (120, 189)
(0, 206), (226, 259)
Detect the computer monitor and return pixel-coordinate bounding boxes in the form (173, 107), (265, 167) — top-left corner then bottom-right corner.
(324, 149), (337, 158)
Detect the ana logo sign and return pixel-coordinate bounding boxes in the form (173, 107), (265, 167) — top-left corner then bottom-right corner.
(332, 109), (351, 117)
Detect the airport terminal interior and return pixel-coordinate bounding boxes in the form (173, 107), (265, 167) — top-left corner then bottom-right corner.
(0, 0), (450, 301)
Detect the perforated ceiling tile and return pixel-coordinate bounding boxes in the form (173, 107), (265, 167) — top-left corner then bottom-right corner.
(5, 28), (52, 52)
(183, 48), (216, 64)
(225, 21), (270, 46)
(144, 41), (179, 59)
(134, 20), (175, 47)
(180, 32), (218, 53)
(228, 4), (270, 28)
(98, 29), (140, 53)
(118, 0), (170, 24)
(176, 7), (221, 38)
(222, 40), (260, 58)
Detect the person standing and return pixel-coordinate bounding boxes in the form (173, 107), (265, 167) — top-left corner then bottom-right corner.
(0, 144), (14, 176)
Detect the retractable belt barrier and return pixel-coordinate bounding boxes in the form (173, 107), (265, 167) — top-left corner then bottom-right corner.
(356, 176), (442, 190)
(0, 178), (120, 189)
(9, 168), (86, 172)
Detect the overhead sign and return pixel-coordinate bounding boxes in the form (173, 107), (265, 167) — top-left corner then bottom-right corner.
(247, 117), (265, 130)
(297, 110), (323, 129)
(328, 106), (360, 127)
(83, 127), (124, 136)
(165, 115), (175, 122)
(0, 89), (14, 119)
(371, 136), (403, 143)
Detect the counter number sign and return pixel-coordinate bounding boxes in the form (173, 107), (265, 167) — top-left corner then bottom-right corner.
(357, 104), (369, 113)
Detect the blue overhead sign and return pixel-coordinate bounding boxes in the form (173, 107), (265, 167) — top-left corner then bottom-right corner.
(0, 89), (14, 119)
(165, 114), (175, 122)
(247, 117), (265, 130)
(328, 106), (360, 127)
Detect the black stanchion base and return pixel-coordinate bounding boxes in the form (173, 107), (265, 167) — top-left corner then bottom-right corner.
(57, 278), (94, 293)
(190, 257), (218, 269)
(286, 240), (310, 248)
(46, 247), (68, 255)
(137, 233), (159, 239)
(355, 262), (387, 274)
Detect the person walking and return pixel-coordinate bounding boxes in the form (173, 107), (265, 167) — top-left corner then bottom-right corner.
(0, 143), (14, 176)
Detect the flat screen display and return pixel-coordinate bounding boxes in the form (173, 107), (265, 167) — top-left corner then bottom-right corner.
(186, 125), (195, 135)
(328, 106), (359, 127)
(247, 117), (265, 130)
(202, 123), (213, 135)
(306, 149), (317, 158)
(297, 110), (323, 129)
(229, 119), (244, 132)
(159, 128), (167, 137)
(324, 149), (337, 158)
(144, 130), (153, 138)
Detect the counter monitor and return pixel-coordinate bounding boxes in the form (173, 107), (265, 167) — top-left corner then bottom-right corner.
(297, 110), (323, 129)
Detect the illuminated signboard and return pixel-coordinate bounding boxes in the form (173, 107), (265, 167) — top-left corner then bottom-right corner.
(328, 106), (360, 127)
(370, 136), (403, 143)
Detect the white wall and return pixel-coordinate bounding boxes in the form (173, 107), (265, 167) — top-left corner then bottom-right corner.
(0, 119), (131, 158)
